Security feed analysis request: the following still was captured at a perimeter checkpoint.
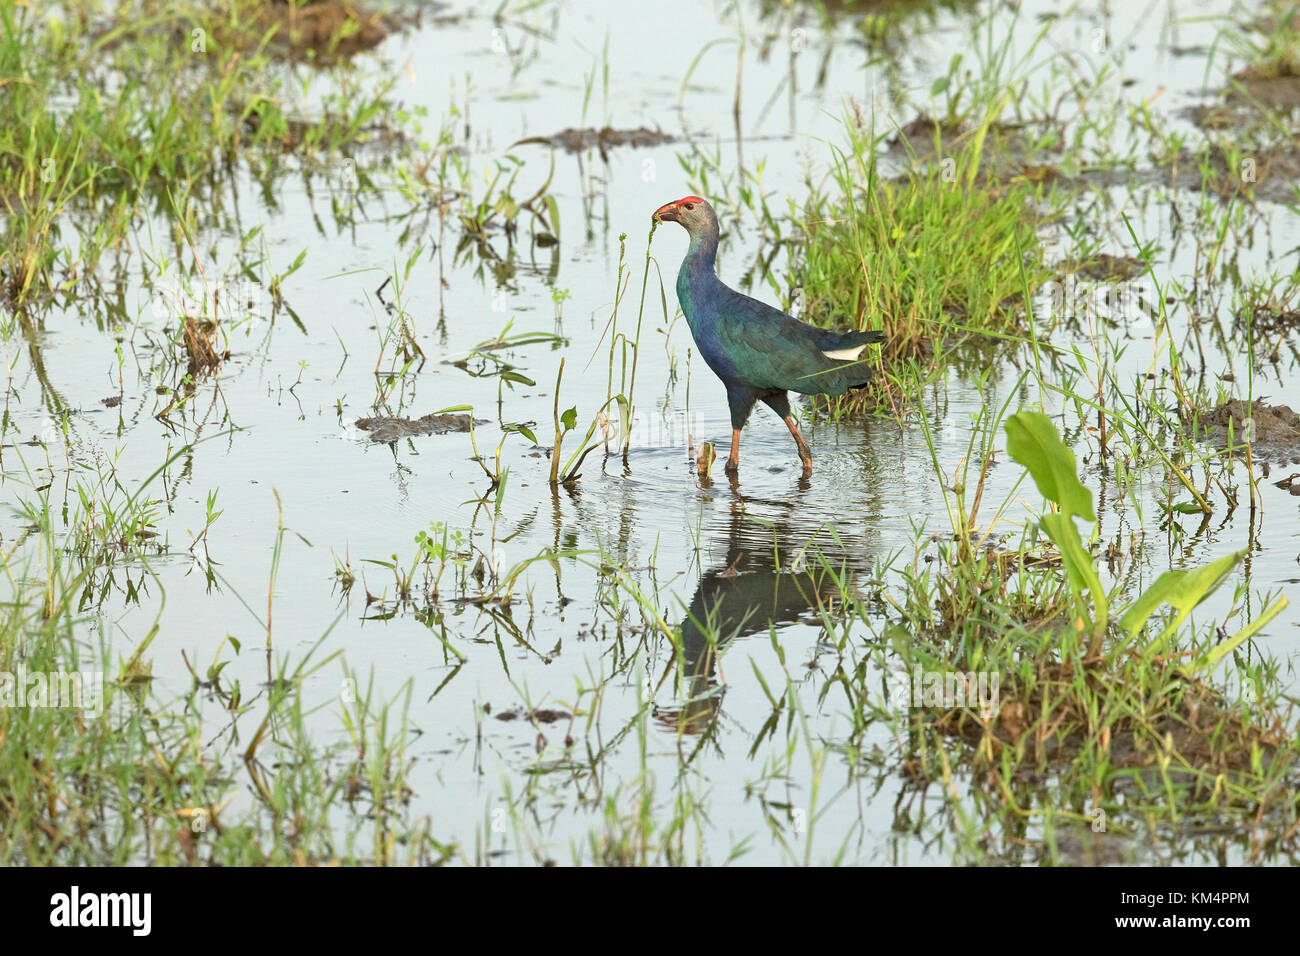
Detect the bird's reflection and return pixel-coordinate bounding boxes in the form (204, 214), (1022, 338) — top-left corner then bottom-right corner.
(655, 479), (856, 738)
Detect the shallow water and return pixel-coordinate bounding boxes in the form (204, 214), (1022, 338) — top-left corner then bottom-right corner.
(3, 0), (1298, 863)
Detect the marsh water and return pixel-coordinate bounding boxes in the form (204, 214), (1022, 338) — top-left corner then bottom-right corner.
(4, 0), (1299, 863)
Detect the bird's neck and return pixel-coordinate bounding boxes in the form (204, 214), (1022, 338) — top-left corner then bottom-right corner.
(679, 229), (721, 321)
(684, 228), (719, 277)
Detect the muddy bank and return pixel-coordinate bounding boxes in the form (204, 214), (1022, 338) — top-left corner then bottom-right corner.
(355, 412), (482, 442)
(252, 1), (393, 62)
(1204, 398), (1300, 466)
(516, 126), (674, 154)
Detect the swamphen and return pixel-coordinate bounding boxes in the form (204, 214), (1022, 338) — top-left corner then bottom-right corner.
(653, 196), (884, 476)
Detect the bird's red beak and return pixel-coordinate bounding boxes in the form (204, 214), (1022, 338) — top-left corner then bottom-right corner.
(652, 201), (678, 223)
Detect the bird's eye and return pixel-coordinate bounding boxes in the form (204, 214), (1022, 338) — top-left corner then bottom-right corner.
(683, 203), (695, 211)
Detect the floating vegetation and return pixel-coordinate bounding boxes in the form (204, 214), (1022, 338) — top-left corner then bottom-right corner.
(354, 412), (481, 442)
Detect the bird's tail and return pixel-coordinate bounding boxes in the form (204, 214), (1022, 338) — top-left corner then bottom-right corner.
(818, 328), (885, 361)
(844, 332), (885, 389)
(793, 327), (886, 395)
(827, 328), (885, 344)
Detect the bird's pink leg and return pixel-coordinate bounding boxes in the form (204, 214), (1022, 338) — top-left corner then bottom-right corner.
(725, 429), (741, 473)
(784, 416), (814, 476)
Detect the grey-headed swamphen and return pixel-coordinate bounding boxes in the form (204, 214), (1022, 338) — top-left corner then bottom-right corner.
(653, 196), (884, 476)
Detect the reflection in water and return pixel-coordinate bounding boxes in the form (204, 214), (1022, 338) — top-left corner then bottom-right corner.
(656, 482), (857, 737)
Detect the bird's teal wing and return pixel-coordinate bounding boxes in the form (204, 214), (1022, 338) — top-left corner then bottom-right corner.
(714, 291), (879, 396)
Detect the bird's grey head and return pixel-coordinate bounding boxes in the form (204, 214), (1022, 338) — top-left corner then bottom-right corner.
(652, 196), (717, 238)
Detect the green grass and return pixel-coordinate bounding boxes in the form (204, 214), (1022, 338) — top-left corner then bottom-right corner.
(0, 0), (558, 314)
(1229, 1), (1300, 79)
(0, 1), (390, 305)
(0, 447), (451, 865)
(793, 112), (1058, 367)
(849, 405), (1296, 861)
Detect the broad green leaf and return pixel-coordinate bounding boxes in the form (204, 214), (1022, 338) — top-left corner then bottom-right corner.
(560, 406), (577, 432)
(1005, 411), (1095, 522)
(1122, 550), (1243, 655)
(1189, 595), (1288, 676)
(1118, 569), (1187, 639)
(1039, 512), (1107, 630)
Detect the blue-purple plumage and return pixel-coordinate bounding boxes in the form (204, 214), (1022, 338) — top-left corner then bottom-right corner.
(655, 196), (884, 473)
